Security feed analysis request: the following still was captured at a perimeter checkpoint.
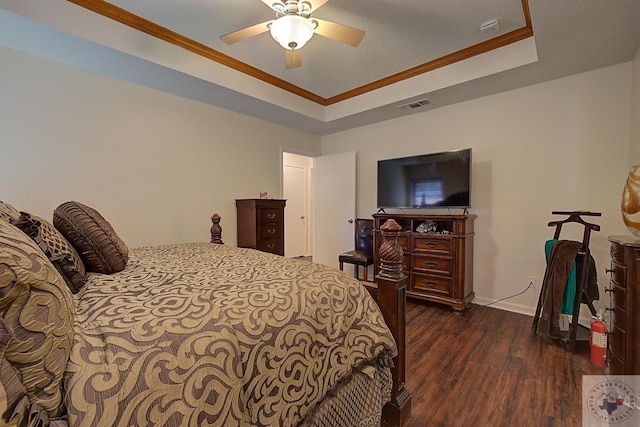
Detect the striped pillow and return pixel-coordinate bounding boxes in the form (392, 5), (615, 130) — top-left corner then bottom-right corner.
(13, 212), (87, 293)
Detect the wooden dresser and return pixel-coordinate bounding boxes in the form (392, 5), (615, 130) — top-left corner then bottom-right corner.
(607, 235), (640, 374)
(373, 213), (476, 314)
(236, 199), (286, 256)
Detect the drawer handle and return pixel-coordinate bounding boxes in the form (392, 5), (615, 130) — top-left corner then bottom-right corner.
(604, 287), (613, 294)
(605, 307), (615, 313)
(267, 243), (275, 249)
(425, 261), (438, 268)
(605, 267), (614, 274)
(267, 228), (276, 234)
(427, 242), (439, 248)
(267, 213), (276, 219)
(425, 281), (438, 287)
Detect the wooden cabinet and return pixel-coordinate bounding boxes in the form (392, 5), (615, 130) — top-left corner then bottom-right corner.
(607, 235), (640, 374)
(373, 213), (475, 314)
(236, 199), (286, 256)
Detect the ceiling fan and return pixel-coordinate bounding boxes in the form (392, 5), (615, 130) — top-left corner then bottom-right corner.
(220, 0), (365, 69)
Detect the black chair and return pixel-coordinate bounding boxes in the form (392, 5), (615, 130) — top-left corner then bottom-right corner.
(339, 219), (374, 282)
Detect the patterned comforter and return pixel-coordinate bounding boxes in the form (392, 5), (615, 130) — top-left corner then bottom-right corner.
(64, 243), (397, 426)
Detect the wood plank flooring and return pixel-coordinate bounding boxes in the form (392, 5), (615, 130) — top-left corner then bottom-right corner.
(401, 300), (604, 427)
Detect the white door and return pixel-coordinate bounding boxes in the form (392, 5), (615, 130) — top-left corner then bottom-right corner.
(313, 151), (356, 269)
(283, 163), (307, 257)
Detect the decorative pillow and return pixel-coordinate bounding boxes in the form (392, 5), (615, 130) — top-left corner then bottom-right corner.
(13, 212), (87, 294)
(53, 201), (128, 274)
(0, 220), (74, 418)
(0, 201), (19, 223)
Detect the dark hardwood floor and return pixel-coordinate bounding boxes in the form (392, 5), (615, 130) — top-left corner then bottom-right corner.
(401, 300), (604, 427)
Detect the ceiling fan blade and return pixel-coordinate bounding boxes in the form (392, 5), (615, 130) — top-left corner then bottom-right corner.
(260, 0), (279, 11)
(312, 18), (365, 47)
(220, 21), (272, 44)
(285, 49), (302, 69)
(309, 0), (329, 11)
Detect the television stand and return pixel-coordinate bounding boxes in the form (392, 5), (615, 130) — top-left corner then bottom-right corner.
(372, 213), (476, 314)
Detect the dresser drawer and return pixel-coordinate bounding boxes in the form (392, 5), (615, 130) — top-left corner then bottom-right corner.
(611, 303), (627, 331)
(257, 238), (283, 255)
(611, 282), (627, 310)
(411, 254), (453, 276)
(410, 272), (452, 296)
(610, 323), (627, 364)
(411, 235), (452, 255)
(258, 223), (283, 239)
(609, 349), (626, 375)
(258, 208), (283, 224)
(610, 261), (627, 288)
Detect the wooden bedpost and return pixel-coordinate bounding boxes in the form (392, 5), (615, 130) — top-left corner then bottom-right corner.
(210, 213), (223, 244)
(377, 219), (412, 426)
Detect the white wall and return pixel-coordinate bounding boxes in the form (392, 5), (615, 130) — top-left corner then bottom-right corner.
(320, 63), (633, 315)
(0, 46), (320, 247)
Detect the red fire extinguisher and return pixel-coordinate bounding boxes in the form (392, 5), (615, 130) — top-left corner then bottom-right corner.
(590, 316), (607, 367)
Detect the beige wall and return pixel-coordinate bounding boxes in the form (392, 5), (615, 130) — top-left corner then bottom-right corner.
(320, 63), (633, 315)
(1, 43), (636, 315)
(0, 46), (320, 247)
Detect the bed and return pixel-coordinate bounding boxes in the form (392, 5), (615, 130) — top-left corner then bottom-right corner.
(0, 201), (410, 427)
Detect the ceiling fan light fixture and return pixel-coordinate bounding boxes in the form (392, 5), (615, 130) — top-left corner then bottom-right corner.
(270, 14), (315, 50)
(297, 1), (312, 14)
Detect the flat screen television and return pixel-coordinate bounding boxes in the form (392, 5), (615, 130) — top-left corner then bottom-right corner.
(377, 148), (471, 209)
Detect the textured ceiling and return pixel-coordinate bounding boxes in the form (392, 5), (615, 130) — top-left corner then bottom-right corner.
(0, 0), (639, 135)
(104, 0), (527, 99)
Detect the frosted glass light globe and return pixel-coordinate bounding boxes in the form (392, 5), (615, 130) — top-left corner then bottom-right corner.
(270, 15), (314, 50)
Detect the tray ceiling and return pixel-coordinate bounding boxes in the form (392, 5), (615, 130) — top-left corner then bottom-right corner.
(1, 0), (639, 135)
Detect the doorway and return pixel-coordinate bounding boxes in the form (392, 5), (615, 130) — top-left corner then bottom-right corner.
(281, 149), (357, 267)
(282, 152), (313, 258)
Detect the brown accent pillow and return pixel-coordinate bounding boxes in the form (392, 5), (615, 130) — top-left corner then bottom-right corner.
(0, 200), (19, 223)
(0, 220), (74, 418)
(53, 201), (128, 274)
(13, 212), (87, 293)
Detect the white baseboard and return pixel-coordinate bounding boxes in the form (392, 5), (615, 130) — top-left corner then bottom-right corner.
(473, 296), (536, 317)
(473, 296), (594, 327)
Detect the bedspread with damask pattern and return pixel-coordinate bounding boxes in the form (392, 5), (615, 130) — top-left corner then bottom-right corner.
(64, 243), (397, 426)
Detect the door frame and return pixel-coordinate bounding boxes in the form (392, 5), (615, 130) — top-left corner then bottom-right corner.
(280, 146), (317, 257)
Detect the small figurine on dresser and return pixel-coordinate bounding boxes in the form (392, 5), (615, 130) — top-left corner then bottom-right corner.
(416, 220), (438, 233)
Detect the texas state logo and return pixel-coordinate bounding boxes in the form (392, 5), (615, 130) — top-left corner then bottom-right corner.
(586, 379), (637, 424)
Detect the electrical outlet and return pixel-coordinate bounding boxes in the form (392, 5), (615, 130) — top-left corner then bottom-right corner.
(528, 276), (536, 291)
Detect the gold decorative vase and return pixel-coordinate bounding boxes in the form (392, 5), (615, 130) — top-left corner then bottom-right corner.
(622, 164), (640, 237)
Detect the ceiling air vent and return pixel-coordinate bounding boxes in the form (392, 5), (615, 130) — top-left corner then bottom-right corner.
(397, 98), (431, 111)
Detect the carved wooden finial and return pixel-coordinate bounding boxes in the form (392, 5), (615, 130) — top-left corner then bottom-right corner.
(379, 219), (404, 279)
(210, 213), (223, 244)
